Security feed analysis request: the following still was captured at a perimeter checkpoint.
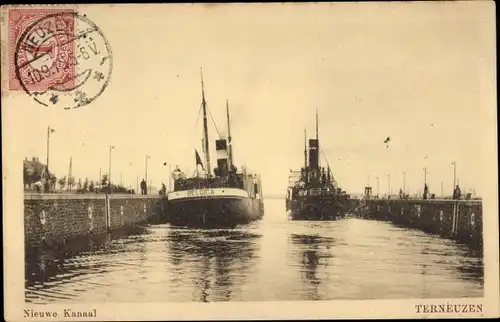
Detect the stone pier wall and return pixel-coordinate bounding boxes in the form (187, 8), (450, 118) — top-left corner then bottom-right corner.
(352, 198), (483, 248)
(24, 193), (164, 252)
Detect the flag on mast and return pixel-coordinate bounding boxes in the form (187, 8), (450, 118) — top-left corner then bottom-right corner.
(195, 149), (204, 170)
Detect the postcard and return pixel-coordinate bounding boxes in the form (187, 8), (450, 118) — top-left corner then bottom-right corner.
(2, 2), (498, 320)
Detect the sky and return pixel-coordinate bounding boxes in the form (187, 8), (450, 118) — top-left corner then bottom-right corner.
(4, 2), (496, 196)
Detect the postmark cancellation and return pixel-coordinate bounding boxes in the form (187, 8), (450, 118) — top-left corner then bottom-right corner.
(7, 7), (112, 109)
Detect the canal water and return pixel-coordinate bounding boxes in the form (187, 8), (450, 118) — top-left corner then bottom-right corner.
(25, 199), (483, 303)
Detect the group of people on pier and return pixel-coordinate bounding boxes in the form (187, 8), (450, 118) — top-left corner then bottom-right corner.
(392, 183), (462, 200)
(407, 184), (462, 200)
(138, 179), (168, 195)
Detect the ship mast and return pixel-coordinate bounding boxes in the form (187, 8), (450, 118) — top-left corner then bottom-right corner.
(316, 108), (319, 141)
(200, 67), (211, 177)
(316, 108), (319, 167)
(226, 99), (234, 171)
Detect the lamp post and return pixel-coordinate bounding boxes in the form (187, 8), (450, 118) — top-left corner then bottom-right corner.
(376, 176), (379, 197)
(108, 145), (115, 193)
(67, 156), (73, 191)
(145, 154), (150, 195)
(422, 167), (428, 199)
(386, 173), (391, 197)
(402, 171), (406, 195)
(45, 126), (55, 191)
(46, 126), (52, 173)
(452, 161), (457, 190)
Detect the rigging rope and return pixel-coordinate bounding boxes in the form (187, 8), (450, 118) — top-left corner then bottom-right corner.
(187, 103), (203, 151)
(320, 145), (339, 186)
(207, 105), (222, 139)
(319, 145), (330, 169)
(193, 103), (203, 133)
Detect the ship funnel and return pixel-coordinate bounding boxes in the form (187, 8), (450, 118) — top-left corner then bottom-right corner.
(308, 138), (320, 182)
(308, 139), (319, 170)
(215, 138), (229, 177)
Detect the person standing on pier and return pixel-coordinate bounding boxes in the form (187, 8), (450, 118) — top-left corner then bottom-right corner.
(42, 168), (50, 193)
(33, 180), (42, 193)
(140, 179), (147, 195)
(399, 188), (403, 199)
(160, 182), (167, 195)
(423, 184), (429, 200)
(453, 185), (461, 200)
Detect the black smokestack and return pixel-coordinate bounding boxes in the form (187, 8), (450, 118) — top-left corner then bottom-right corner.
(215, 139), (229, 177)
(308, 139), (319, 170)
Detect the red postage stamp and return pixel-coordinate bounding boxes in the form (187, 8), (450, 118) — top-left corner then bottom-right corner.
(7, 7), (113, 109)
(8, 8), (77, 92)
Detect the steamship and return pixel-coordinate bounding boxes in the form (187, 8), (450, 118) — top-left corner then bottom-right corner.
(285, 110), (350, 220)
(166, 70), (264, 227)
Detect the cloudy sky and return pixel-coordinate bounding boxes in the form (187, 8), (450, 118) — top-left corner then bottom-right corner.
(4, 2), (495, 196)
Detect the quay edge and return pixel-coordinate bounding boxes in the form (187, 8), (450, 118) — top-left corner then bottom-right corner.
(350, 198), (483, 249)
(24, 193), (164, 256)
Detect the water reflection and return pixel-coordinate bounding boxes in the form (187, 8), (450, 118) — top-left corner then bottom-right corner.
(24, 200), (484, 303)
(166, 229), (261, 302)
(25, 227), (150, 292)
(290, 233), (336, 300)
(438, 243), (484, 285)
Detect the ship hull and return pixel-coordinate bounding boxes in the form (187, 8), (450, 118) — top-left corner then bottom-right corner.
(288, 199), (347, 220)
(167, 196), (264, 227)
